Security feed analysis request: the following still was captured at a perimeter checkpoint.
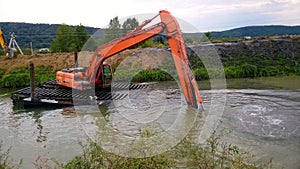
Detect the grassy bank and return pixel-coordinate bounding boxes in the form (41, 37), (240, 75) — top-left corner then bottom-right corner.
(113, 64), (299, 83)
(194, 63), (300, 80)
(33, 130), (274, 169)
(0, 52), (298, 88)
(0, 66), (56, 88)
(0, 64), (298, 88)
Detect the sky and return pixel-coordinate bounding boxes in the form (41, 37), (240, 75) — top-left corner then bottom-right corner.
(0, 0), (299, 32)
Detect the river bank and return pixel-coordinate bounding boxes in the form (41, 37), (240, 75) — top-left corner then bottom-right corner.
(0, 36), (299, 88)
(0, 52), (299, 88)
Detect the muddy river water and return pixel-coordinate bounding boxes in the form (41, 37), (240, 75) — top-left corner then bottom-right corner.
(0, 76), (299, 168)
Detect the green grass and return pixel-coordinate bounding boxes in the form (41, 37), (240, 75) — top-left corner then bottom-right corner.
(61, 142), (175, 169)
(178, 131), (273, 169)
(0, 69), (5, 79)
(0, 66), (56, 88)
(0, 52), (298, 88)
(33, 129), (274, 169)
(193, 64), (299, 81)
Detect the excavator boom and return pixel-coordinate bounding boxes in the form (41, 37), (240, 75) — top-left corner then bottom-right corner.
(0, 28), (8, 51)
(56, 10), (203, 109)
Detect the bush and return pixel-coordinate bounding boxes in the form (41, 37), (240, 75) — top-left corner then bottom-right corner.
(62, 142), (175, 169)
(0, 69), (5, 78)
(179, 131), (273, 169)
(193, 68), (209, 80)
(239, 64), (258, 78)
(0, 66), (56, 88)
(34, 129), (274, 169)
(258, 65), (289, 77)
(224, 66), (239, 78)
(114, 69), (173, 82)
(133, 70), (171, 82)
(0, 74), (30, 88)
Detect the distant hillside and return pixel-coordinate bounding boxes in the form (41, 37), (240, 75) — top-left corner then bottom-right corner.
(185, 25), (300, 41)
(1, 22), (299, 50)
(211, 25), (300, 39)
(0, 22), (99, 49)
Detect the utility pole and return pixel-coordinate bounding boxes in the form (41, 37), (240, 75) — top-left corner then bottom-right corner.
(30, 42), (33, 55)
(8, 32), (23, 57)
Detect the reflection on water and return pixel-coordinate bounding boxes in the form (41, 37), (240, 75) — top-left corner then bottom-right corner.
(0, 76), (299, 168)
(76, 86), (202, 157)
(0, 97), (87, 168)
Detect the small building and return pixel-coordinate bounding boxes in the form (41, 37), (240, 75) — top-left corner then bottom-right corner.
(38, 48), (50, 53)
(244, 36), (251, 40)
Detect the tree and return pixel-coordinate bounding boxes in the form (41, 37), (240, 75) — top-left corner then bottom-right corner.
(153, 35), (167, 44)
(103, 16), (122, 43)
(50, 24), (90, 52)
(204, 32), (212, 40)
(122, 18), (139, 32)
(102, 17), (140, 45)
(184, 36), (194, 44)
(199, 32), (212, 42)
(74, 24), (90, 50)
(50, 24), (74, 52)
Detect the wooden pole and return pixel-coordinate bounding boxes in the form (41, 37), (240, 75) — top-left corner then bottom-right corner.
(74, 49), (78, 68)
(29, 62), (35, 100)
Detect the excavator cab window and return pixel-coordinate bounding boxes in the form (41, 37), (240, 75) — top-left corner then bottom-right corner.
(102, 64), (112, 87)
(103, 65), (112, 79)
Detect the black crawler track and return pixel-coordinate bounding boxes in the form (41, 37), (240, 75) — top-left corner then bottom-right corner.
(11, 80), (150, 108)
(40, 80), (150, 91)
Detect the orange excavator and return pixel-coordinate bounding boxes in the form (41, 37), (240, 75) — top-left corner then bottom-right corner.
(55, 10), (203, 109)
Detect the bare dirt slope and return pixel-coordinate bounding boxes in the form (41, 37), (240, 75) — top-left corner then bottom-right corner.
(0, 48), (172, 74)
(0, 53), (75, 74)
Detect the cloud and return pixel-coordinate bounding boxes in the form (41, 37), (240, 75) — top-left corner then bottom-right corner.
(263, 0), (300, 24)
(0, 0), (299, 31)
(171, 0), (300, 31)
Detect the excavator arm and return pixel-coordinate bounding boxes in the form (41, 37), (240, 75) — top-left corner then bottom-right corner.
(56, 10), (203, 109)
(160, 10), (203, 109)
(86, 22), (165, 84)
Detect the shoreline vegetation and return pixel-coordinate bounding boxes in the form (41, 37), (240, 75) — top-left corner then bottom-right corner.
(0, 62), (298, 88)
(0, 66), (56, 88)
(0, 36), (299, 88)
(1, 130), (275, 169)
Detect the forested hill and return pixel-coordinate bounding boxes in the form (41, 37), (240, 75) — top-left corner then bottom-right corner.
(0, 22), (99, 49)
(0, 22), (299, 50)
(211, 25), (300, 39)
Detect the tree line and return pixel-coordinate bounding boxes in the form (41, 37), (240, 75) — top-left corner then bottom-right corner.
(50, 16), (205, 53)
(50, 17), (141, 53)
(1, 21), (299, 54)
(50, 24), (90, 52)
